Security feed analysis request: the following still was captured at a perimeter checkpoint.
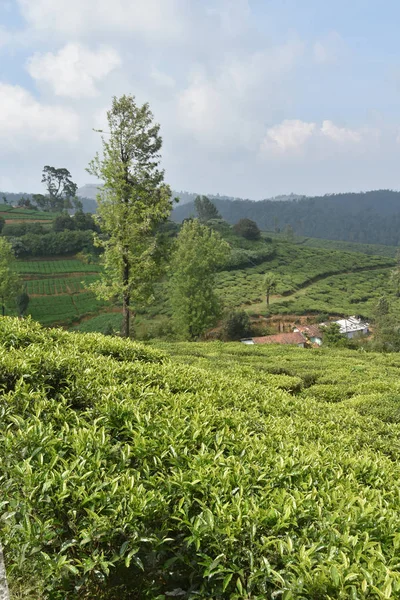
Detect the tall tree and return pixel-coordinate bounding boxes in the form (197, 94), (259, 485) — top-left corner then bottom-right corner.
(88, 94), (173, 338)
(0, 238), (21, 317)
(169, 219), (230, 339)
(194, 196), (221, 222)
(41, 166), (78, 211)
(263, 272), (278, 306)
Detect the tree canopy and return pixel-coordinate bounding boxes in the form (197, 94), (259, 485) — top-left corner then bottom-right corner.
(263, 272), (278, 306)
(169, 219), (230, 339)
(41, 166), (78, 211)
(88, 94), (173, 337)
(194, 196), (221, 222)
(233, 218), (261, 240)
(0, 238), (21, 316)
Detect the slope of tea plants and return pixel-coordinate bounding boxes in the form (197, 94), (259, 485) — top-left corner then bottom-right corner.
(76, 241), (394, 334)
(215, 242), (394, 310)
(8, 258), (107, 326)
(264, 232), (399, 258)
(3, 318), (400, 598)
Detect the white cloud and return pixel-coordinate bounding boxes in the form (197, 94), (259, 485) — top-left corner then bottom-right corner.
(150, 68), (175, 89)
(0, 83), (79, 151)
(207, 0), (250, 36)
(178, 40), (303, 150)
(17, 0), (185, 40)
(27, 43), (121, 98)
(261, 119), (316, 153)
(313, 32), (347, 65)
(321, 120), (362, 143)
(260, 119), (369, 157)
(0, 26), (12, 49)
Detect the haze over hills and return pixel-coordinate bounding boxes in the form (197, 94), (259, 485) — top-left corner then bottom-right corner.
(172, 189), (400, 247)
(77, 185), (304, 206)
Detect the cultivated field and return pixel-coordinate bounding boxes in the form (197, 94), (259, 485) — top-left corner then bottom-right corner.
(7, 236), (398, 332)
(3, 317), (400, 597)
(10, 258), (107, 326)
(0, 204), (55, 221)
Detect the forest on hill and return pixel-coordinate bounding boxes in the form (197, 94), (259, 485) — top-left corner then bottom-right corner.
(172, 190), (400, 246)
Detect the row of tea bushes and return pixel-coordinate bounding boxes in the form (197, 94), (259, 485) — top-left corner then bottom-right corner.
(2, 319), (400, 597)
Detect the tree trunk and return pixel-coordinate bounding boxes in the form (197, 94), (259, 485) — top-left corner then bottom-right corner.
(121, 254), (130, 338)
(122, 294), (130, 338)
(0, 545), (10, 600)
(266, 293), (270, 306)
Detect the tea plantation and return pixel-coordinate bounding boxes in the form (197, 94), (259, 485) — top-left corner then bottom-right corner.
(3, 318), (400, 598)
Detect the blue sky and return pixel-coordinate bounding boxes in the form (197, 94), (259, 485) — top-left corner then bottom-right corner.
(1, 0), (400, 198)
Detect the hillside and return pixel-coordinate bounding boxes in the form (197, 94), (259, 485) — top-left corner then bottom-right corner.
(2, 203), (399, 335)
(75, 236), (395, 336)
(2, 317), (400, 598)
(172, 190), (400, 246)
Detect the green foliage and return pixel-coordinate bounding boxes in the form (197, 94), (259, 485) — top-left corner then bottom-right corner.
(15, 259), (102, 275)
(173, 189), (400, 246)
(88, 94), (173, 337)
(322, 322), (344, 346)
(9, 230), (95, 258)
(169, 219), (231, 339)
(263, 271), (278, 306)
(52, 212), (99, 233)
(0, 238), (21, 316)
(2, 221), (46, 237)
(194, 195), (221, 222)
(222, 309), (251, 341)
(4, 320), (400, 596)
(41, 166), (78, 211)
(375, 296), (390, 317)
(233, 217), (261, 240)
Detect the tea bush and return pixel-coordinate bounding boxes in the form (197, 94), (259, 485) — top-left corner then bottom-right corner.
(3, 320), (400, 597)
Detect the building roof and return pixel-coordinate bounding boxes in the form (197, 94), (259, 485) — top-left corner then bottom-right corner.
(252, 331), (306, 345)
(294, 324), (322, 338)
(334, 316), (369, 334)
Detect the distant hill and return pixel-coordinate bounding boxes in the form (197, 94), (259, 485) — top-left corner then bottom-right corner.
(172, 189), (400, 247)
(77, 186), (302, 209)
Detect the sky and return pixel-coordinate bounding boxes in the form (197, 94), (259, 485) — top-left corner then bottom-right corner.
(2, 0), (400, 199)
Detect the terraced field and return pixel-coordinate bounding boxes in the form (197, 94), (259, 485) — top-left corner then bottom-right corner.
(0, 204), (55, 221)
(10, 258), (107, 326)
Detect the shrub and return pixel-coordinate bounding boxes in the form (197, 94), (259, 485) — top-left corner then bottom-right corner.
(233, 218), (261, 240)
(222, 310), (251, 340)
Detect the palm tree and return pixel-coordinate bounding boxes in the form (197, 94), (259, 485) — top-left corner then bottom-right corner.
(263, 272), (278, 306)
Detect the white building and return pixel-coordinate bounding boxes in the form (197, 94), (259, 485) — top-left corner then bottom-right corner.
(334, 316), (369, 339)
